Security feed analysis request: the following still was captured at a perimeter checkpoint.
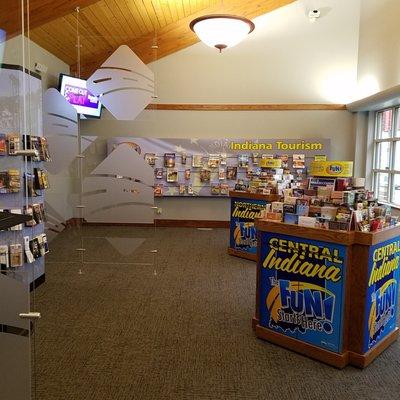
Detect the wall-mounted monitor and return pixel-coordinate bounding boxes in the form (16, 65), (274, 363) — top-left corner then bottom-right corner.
(59, 74), (102, 118)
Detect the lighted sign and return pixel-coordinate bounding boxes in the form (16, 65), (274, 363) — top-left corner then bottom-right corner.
(59, 74), (102, 118)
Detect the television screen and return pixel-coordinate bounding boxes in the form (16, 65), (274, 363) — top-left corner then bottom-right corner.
(59, 74), (102, 118)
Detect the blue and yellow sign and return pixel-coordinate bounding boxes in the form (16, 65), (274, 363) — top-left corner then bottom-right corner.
(259, 232), (347, 353)
(363, 238), (400, 352)
(230, 198), (267, 255)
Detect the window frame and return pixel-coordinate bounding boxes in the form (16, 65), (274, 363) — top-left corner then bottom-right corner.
(372, 106), (400, 207)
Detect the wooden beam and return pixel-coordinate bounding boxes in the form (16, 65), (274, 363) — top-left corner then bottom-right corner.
(71, 0), (296, 78)
(145, 103), (348, 111)
(0, 0), (101, 38)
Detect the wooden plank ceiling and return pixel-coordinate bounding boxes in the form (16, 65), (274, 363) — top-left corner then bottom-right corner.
(25, 0), (296, 78)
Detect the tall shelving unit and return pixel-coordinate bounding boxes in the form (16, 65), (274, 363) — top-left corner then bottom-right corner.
(0, 64), (46, 286)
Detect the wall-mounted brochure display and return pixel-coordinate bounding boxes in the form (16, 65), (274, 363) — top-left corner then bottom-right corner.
(107, 138), (331, 197)
(0, 64), (48, 286)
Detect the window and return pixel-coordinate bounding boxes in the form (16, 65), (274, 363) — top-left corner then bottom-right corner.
(372, 107), (400, 207)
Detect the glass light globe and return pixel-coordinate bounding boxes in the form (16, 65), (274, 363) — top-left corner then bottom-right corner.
(190, 15), (255, 52)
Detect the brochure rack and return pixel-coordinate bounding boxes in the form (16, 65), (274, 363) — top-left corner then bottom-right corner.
(0, 64), (47, 286)
(228, 191), (280, 261)
(253, 221), (400, 368)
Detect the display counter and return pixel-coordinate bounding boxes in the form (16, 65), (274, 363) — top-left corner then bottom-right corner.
(228, 191), (280, 261)
(253, 220), (400, 368)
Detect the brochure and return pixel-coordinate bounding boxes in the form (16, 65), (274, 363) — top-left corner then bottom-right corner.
(0, 134), (6, 155)
(192, 155), (203, 168)
(293, 154), (305, 169)
(211, 184), (220, 195)
(200, 169), (211, 182)
(145, 153), (156, 166)
(208, 154), (220, 168)
(220, 184), (229, 195)
(0, 245), (9, 269)
(166, 168), (178, 182)
(9, 244), (23, 267)
(7, 134), (21, 155)
(164, 153), (176, 168)
(154, 184), (163, 197)
(226, 166), (237, 180)
(155, 168), (164, 179)
(238, 154), (249, 168)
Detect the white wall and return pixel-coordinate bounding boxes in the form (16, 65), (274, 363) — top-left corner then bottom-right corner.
(353, 0), (400, 214)
(0, 35), (69, 90)
(150, 0), (360, 104)
(357, 0), (400, 98)
(81, 0), (360, 221)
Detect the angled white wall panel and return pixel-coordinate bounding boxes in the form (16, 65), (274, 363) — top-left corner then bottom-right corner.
(84, 176), (153, 204)
(91, 142), (154, 186)
(87, 45), (154, 120)
(43, 88), (78, 175)
(83, 176), (154, 223)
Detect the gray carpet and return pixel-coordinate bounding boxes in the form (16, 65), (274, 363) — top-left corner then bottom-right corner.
(33, 226), (400, 400)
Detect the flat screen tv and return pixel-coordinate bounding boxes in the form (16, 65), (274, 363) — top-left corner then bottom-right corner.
(59, 74), (102, 118)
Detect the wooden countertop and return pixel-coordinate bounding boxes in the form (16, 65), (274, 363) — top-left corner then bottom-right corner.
(255, 220), (400, 246)
(255, 220), (355, 245)
(354, 224), (400, 246)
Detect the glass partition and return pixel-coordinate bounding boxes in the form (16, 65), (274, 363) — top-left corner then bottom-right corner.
(1, 2), (39, 398)
(30, 6), (160, 399)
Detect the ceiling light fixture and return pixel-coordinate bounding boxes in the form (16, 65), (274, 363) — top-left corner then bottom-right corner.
(189, 14), (255, 53)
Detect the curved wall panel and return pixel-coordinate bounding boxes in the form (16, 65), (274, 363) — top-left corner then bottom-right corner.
(87, 45), (154, 121)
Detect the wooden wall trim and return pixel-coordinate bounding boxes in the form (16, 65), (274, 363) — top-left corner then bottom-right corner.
(146, 104), (347, 111)
(82, 220), (229, 228)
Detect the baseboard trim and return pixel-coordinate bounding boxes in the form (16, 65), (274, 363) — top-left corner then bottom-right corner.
(155, 219), (229, 228)
(83, 222), (154, 227)
(82, 220), (229, 228)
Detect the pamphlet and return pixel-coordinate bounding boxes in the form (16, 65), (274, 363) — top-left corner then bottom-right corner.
(164, 153), (176, 167)
(293, 154), (305, 169)
(226, 166), (237, 180)
(200, 169), (211, 182)
(0, 245), (9, 269)
(192, 155), (203, 168)
(145, 153), (156, 166)
(166, 168), (178, 182)
(155, 168), (164, 179)
(9, 244), (23, 267)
